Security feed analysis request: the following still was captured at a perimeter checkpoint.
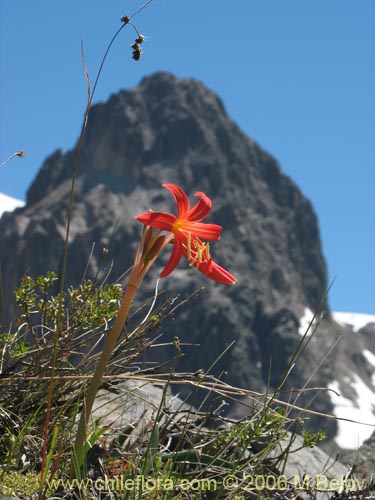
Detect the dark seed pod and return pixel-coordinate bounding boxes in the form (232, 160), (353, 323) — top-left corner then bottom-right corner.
(132, 49), (142, 61)
(120, 15), (130, 24)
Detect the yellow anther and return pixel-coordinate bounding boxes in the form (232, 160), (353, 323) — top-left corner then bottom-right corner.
(205, 242), (211, 260)
(196, 242), (203, 262)
(187, 232), (192, 262)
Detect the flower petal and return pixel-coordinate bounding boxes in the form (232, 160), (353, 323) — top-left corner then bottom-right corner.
(202, 260), (237, 285)
(180, 221), (222, 240)
(162, 184), (190, 218)
(160, 238), (183, 278)
(180, 245), (237, 285)
(186, 191), (213, 221)
(136, 211), (176, 231)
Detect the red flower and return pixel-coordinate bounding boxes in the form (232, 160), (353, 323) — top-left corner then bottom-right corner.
(136, 184), (236, 285)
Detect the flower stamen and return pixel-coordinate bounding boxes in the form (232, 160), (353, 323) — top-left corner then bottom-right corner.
(187, 239), (211, 268)
(186, 231), (192, 262)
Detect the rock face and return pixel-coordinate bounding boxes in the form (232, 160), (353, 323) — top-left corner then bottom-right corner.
(342, 428), (375, 473)
(0, 72), (371, 441)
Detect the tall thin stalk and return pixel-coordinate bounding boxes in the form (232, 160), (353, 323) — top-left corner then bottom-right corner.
(39, 1), (155, 484)
(72, 229), (172, 472)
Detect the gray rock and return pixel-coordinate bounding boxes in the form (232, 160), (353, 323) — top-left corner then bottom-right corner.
(278, 434), (348, 482)
(264, 434), (353, 500)
(340, 429), (375, 473)
(91, 380), (189, 435)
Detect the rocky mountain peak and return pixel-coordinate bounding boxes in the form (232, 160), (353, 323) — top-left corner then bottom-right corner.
(25, 71), (327, 309)
(27, 72), (229, 205)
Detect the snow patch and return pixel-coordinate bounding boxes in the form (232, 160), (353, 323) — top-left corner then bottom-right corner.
(0, 192), (25, 217)
(333, 312), (375, 332)
(298, 307), (316, 336)
(363, 349), (375, 387)
(328, 375), (375, 449)
(363, 349), (375, 368)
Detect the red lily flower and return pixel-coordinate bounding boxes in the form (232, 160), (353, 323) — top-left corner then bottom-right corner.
(136, 184), (236, 285)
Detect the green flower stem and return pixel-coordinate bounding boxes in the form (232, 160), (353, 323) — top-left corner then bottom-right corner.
(73, 281), (138, 470)
(72, 230), (173, 476)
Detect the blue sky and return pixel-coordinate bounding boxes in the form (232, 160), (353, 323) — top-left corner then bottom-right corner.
(0, 1), (374, 313)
